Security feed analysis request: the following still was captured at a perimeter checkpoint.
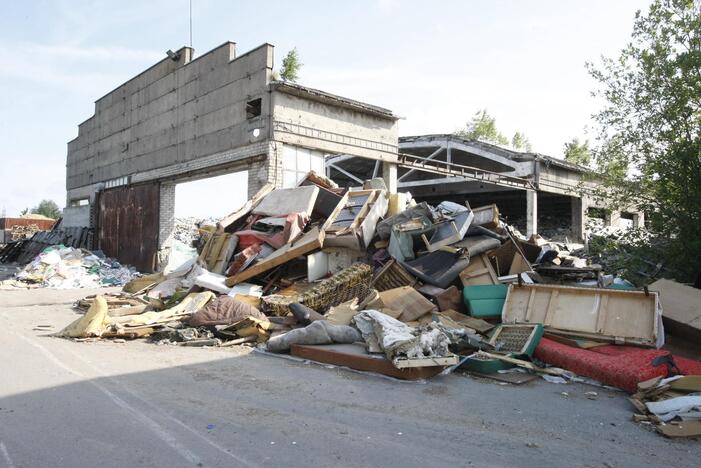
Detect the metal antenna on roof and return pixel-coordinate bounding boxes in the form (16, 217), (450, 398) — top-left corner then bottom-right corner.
(189, 0), (193, 48)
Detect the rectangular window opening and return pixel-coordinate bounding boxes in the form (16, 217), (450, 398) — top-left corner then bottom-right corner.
(246, 98), (262, 119)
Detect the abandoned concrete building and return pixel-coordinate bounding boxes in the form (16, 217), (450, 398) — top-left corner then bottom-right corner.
(64, 41), (638, 272)
(64, 42), (400, 271)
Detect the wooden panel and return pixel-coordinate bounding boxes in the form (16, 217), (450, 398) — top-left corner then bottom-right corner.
(502, 284), (660, 347)
(98, 184), (159, 272)
(290, 343), (445, 380)
(459, 253), (498, 286)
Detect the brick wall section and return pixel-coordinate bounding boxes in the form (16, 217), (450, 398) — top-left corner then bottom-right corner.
(247, 142), (283, 198)
(159, 183), (175, 249)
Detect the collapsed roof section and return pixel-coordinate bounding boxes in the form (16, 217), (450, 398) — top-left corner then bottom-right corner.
(327, 133), (593, 195)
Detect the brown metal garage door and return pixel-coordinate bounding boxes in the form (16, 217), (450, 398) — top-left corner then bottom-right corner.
(98, 183), (159, 272)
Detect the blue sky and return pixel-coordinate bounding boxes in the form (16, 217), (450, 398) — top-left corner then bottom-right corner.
(0, 0), (649, 217)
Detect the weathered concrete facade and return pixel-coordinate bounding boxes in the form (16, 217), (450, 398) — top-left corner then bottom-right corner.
(66, 41), (399, 266)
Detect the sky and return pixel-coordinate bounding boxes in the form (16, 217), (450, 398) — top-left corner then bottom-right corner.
(0, 0), (651, 218)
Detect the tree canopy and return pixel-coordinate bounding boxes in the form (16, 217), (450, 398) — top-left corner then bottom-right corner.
(21, 199), (61, 219)
(512, 132), (533, 152)
(456, 109), (532, 151)
(563, 137), (592, 166)
(588, 0), (701, 282)
(280, 48), (302, 82)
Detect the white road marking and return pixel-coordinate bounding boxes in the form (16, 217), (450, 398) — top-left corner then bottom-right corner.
(14, 333), (203, 466)
(0, 441), (16, 468)
(63, 345), (257, 467)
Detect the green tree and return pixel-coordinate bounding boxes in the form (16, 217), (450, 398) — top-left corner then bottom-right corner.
(511, 131), (532, 151)
(563, 137), (592, 166)
(587, 0), (701, 282)
(280, 48), (302, 82)
(29, 200), (61, 219)
(456, 109), (509, 146)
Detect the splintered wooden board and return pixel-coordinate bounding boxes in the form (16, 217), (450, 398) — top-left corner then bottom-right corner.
(502, 284), (659, 347)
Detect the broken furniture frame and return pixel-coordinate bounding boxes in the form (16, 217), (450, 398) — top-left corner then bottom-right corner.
(501, 283), (662, 348)
(324, 189), (389, 250)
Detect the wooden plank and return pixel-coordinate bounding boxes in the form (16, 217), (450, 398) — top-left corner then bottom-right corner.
(290, 343), (446, 380)
(543, 290), (559, 326)
(225, 227), (323, 286)
(525, 288), (536, 322)
(252, 185), (319, 217)
(595, 294), (609, 333)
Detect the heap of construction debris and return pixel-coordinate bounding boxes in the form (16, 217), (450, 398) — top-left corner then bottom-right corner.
(38, 170), (701, 439)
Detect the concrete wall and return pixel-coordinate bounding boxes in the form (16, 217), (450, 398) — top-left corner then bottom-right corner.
(272, 90), (398, 162)
(61, 206), (91, 228)
(67, 42), (275, 191)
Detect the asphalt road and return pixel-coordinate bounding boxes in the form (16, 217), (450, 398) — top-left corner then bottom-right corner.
(0, 287), (699, 468)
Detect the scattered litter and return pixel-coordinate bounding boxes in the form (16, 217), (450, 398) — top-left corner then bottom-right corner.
(542, 375), (568, 384)
(8, 245), (136, 288)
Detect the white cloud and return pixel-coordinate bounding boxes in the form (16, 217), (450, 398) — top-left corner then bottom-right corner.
(0, 42), (164, 96)
(12, 42), (163, 62)
(376, 0), (400, 13)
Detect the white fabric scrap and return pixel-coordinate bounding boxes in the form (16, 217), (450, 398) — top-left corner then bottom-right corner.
(352, 310), (452, 361)
(646, 395), (701, 422)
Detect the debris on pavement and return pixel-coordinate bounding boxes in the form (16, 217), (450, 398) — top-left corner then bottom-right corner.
(15, 170), (698, 440)
(4, 245), (137, 289)
(630, 375), (701, 438)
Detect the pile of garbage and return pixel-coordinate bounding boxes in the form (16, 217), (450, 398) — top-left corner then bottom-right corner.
(9, 245), (137, 289)
(58, 170), (701, 439)
(9, 223), (42, 241)
(172, 217), (218, 247)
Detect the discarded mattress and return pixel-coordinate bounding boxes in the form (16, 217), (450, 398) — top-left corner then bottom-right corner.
(534, 337), (701, 393)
